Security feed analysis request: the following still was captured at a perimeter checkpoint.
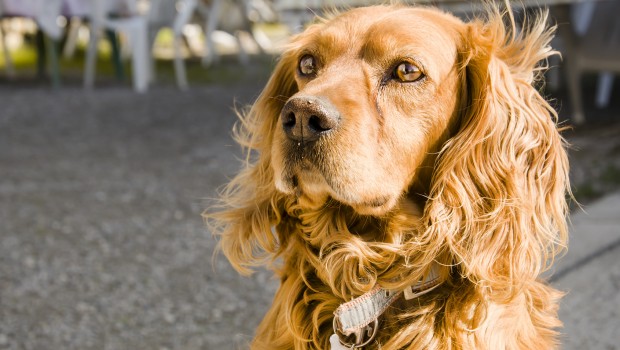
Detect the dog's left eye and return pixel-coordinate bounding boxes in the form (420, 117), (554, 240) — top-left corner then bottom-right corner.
(393, 62), (423, 82)
(299, 55), (316, 76)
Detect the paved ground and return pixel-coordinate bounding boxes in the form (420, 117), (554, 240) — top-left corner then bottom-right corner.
(553, 193), (620, 350)
(0, 68), (619, 349)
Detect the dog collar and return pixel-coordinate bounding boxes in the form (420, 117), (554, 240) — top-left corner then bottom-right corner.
(331, 264), (442, 349)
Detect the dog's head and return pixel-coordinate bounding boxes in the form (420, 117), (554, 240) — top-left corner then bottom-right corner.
(209, 4), (569, 300)
(270, 7), (465, 216)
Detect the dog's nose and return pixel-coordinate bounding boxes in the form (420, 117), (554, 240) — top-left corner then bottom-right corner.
(281, 96), (340, 143)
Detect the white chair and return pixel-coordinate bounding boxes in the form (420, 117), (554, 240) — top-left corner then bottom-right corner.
(557, 1), (620, 124)
(147, 0), (197, 89)
(0, 0), (63, 85)
(84, 0), (150, 92)
(273, 0), (319, 33)
(199, 0), (271, 67)
(146, 0), (269, 79)
(146, 0), (242, 69)
(61, 0), (90, 59)
(197, 0), (222, 66)
(0, 1), (16, 78)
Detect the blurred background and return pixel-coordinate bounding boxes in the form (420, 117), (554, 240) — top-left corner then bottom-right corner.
(0, 0), (618, 349)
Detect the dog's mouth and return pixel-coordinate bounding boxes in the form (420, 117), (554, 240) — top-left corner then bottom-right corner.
(276, 145), (331, 196)
(275, 143), (399, 215)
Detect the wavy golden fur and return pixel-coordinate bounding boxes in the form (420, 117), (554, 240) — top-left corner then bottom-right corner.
(206, 2), (570, 349)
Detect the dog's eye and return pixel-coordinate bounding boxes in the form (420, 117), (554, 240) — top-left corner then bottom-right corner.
(299, 55), (316, 76)
(394, 62), (423, 82)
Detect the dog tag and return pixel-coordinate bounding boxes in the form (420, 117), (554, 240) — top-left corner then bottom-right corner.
(330, 334), (350, 350)
(332, 318), (378, 349)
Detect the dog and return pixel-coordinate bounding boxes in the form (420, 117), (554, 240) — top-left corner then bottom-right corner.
(207, 3), (570, 349)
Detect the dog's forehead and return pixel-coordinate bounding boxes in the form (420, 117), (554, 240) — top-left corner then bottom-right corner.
(363, 8), (463, 48)
(303, 6), (463, 72)
(335, 6), (462, 32)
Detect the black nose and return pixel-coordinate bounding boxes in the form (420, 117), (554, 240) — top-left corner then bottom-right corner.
(281, 96), (340, 143)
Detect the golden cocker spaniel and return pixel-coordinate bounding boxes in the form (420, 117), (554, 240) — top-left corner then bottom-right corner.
(207, 3), (570, 349)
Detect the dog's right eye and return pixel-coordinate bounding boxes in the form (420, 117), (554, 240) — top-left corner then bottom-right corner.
(393, 62), (424, 83)
(299, 55), (316, 76)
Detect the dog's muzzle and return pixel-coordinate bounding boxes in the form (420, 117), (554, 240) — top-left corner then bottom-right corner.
(281, 96), (340, 144)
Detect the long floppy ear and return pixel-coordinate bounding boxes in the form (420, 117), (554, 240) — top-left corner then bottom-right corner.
(425, 7), (570, 300)
(205, 51), (298, 275)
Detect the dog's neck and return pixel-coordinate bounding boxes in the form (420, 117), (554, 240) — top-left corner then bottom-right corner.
(277, 195), (440, 300)
(282, 195), (421, 246)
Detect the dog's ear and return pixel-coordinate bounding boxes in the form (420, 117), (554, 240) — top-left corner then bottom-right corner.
(205, 51), (299, 275)
(424, 7), (570, 300)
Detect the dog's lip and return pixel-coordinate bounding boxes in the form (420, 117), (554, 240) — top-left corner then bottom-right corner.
(279, 143), (398, 214)
(353, 194), (401, 215)
(280, 165), (399, 215)
(319, 175), (398, 214)
(358, 196), (390, 208)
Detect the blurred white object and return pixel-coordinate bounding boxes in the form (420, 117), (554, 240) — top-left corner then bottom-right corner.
(0, 2), (15, 77)
(570, 2), (614, 110)
(561, 1), (620, 124)
(84, 0), (150, 92)
(198, 0), (223, 66)
(62, 0), (90, 17)
(1, 0), (63, 38)
(273, 0), (318, 33)
(199, 0), (273, 66)
(61, 0), (90, 59)
(147, 0), (197, 89)
(0, 0), (63, 84)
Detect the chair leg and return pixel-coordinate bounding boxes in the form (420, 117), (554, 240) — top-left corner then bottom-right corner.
(251, 26), (271, 54)
(0, 24), (15, 78)
(595, 72), (614, 109)
(84, 26), (100, 88)
(235, 31), (249, 66)
(173, 34), (188, 90)
(106, 30), (125, 81)
(545, 54), (561, 92)
(202, 25), (217, 66)
(62, 17), (81, 59)
(148, 28), (159, 85)
(565, 62), (585, 124)
(202, 0), (222, 67)
(169, 0), (196, 88)
(35, 30), (46, 79)
(129, 21), (149, 93)
(44, 35), (61, 88)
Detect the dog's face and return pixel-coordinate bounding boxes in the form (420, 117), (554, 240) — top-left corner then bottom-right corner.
(271, 7), (466, 215)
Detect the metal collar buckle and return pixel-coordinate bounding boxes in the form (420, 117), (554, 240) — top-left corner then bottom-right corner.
(331, 264), (444, 349)
(333, 317), (379, 349)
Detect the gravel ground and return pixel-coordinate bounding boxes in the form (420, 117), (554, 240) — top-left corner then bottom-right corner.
(1, 72), (619, 349)
(0, 80), (279, 349)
